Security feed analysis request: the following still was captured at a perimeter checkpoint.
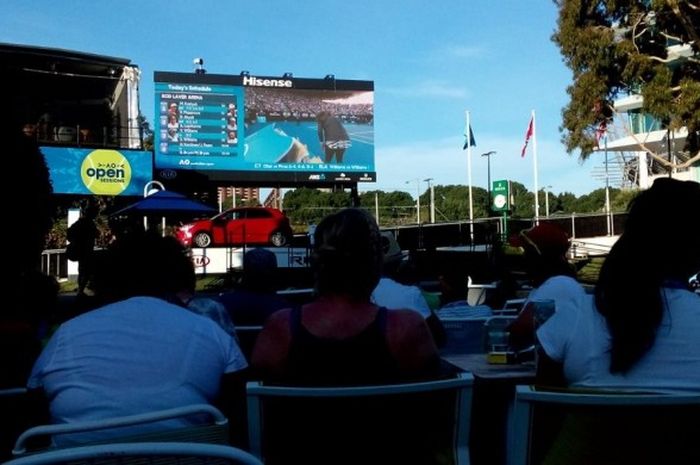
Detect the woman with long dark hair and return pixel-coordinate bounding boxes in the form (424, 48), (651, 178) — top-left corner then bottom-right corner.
(537, 178), (700, 390)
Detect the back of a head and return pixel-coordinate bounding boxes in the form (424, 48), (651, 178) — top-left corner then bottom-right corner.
(242, 247), (278, 291)
(93, 230), (195, 303)
(380, 231), (404, 277)
(6, 128), (53, 274)
(312, 208), (382, 300)
(596, 178), (700, 373)
(622, 178), (700, 281)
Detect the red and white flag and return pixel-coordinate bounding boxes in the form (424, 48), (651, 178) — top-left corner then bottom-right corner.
(595, 120), (607, 147)
(521, 116), (534, 158)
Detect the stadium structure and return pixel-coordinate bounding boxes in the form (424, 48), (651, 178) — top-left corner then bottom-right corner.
(597, 42), (700, 188)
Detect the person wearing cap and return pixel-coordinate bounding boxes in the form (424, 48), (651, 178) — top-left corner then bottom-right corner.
(507, 222), (587, 352)
(370, 233), (447, 347)
(371, 232), (432, 319)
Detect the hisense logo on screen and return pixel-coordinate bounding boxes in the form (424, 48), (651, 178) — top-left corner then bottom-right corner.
(242, 76), (293, 88)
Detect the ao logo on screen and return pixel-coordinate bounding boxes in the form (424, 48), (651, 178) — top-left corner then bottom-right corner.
(80, 149), (132, 195)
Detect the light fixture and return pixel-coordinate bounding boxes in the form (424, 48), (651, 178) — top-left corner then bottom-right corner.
(282, 72), (293, 78)
(193, 57), (205, 74)
(240, 70), (250, 77)
(324, 74), (335, 80)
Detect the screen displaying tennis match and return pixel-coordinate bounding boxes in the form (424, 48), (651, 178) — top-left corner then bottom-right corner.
(153, 71), (375, 184)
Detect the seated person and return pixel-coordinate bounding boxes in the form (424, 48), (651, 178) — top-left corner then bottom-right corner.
(534, 179), (700, 464)
(252, 208), (440, 386)
(371, 233), (432, 319)
(507, 222), (586, 351)
(251, 209), (446, 465)
(1, 128), (55, 459)
(28, 231), (248, 446)
(371, 234), (446, 346)
(219, 248), (290, 327)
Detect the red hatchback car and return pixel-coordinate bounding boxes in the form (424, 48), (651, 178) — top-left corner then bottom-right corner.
(176, 207), (293, 248)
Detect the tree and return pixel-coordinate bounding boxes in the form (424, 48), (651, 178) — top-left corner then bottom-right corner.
(510, 181), (535, 218)
(283, 187), (350, 226)
(358, 190), (414, 225)
(553, 0), (700, 169)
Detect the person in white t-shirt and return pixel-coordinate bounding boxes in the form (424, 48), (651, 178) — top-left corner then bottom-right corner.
(507, 222), (586, 351)
(28, 231), (248, 446)
(371, 232), (446, 347)
(537, 178), (700, 391)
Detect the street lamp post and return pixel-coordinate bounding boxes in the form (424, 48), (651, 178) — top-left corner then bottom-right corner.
(424, 178), (435, 223)
(143, 180), (165, 232)
(406, 179), (420, 224)
(481, 151), (496, 215)
(544, 185), (552, 217)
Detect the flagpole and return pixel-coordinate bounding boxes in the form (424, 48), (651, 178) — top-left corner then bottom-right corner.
(531, 109), (540, 223)
(466, 110), (474, 242)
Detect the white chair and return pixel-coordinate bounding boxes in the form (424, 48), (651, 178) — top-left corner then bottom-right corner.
(508, 385), (700, 465)
(247, 372), (474, 465)
(466, 281), (498, 306)
(1, 388), (33, 460)
(234, 325), (264, 359)
(13, 404), (229, 456)
(3, 442), (263, 465)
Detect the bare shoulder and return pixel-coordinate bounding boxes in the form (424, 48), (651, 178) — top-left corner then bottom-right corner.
(384, 308), (433, 343)
(386, 308), (428, 329)
(251, 307), (294, 371)
(384, 308), (439, 373)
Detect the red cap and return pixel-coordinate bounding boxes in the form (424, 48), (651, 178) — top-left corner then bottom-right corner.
(509, 223), (570, 256)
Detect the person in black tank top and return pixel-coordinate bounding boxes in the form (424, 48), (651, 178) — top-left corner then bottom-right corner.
(253, 208), (439, 385)
(286, 306), (401, 386)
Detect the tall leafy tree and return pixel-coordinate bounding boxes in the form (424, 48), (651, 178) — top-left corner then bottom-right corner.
(553, 0), (700, 169)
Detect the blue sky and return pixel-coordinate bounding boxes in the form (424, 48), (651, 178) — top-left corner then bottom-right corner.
(2, 0), (606, 197)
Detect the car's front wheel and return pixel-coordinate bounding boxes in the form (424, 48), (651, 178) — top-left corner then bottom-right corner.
(193, 231), (212, 248)
(270, 231), (289, 247)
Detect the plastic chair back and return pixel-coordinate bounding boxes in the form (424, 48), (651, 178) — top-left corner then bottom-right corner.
(4, 442), (262, 465)
(13, 404), (229, 456)
(247, 372), (474, 465)
(508, 385), (700, 465)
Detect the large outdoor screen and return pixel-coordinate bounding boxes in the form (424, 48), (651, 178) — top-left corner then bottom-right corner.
(153, 71), (375, 185)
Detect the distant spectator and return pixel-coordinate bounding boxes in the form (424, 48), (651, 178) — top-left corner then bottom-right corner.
(219, 248), (290, 327)
(168, 248), (238, 341)
(66, 203), (99, 296)
(371, 233), (431, 319)
(507, 222), (586, 351)
(29, 231), (247, 446)
(371, 232), (447, 346)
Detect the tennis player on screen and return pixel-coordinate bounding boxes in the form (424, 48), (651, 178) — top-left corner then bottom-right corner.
(316, 111), (351, 163)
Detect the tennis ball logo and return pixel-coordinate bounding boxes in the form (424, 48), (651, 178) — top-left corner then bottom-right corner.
(80, 150), (132, 195)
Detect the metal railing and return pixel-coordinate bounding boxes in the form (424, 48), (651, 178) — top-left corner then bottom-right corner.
(41, 248), (69, 280)
(25, 123), (145, 150)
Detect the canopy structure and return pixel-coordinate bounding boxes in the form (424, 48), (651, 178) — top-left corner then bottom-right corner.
(111, 190), (216, 217)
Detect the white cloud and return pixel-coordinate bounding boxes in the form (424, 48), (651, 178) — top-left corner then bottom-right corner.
(441, 45), (485, 59)
(384, 80), (469, 99)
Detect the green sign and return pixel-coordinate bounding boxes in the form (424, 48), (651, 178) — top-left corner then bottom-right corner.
(491, 179), (509, 212)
